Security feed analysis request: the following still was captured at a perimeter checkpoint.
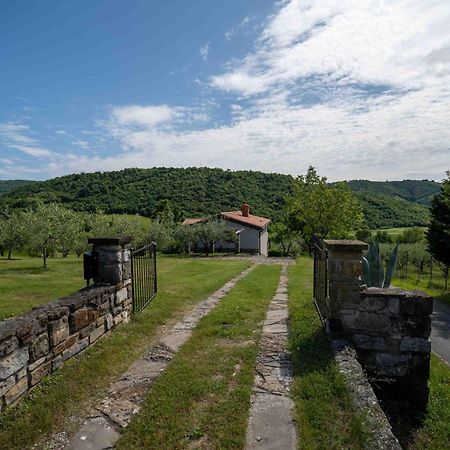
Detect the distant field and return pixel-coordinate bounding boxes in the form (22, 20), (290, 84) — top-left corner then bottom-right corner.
(372, 226), (427, 239)
(0, 255), (84, 321)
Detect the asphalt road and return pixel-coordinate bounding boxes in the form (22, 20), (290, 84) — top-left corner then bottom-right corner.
(431, 299), (450, 365)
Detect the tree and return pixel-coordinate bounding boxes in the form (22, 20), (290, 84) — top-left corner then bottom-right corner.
(426, 171), (450, 290)
(191, 220), (234, 255)
(270, 222), (298, 256)
(399, 227), (423, 244)
(286, 167), (364, 251)
(26, 203), (79, 268)
(0, 209), (27, 259)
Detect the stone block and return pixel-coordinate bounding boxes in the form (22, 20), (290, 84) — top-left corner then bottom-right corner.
(49, 316), (69, 347)
(28, 356), (46, 371)
(30, 361), (51, 386)
(113, 314), (123, 326)
(116, 287), (128, 304)
(328, 259), (362, 278)
(112, 306), (123, 316)
(15, 315), (47, 344)
(0, 318), (18, 342)
(0, 347), (29, 380)
(79, 323), (96, 339)
(400, 337), (431, 353)
(360, 296), (389, 313)
(0, 336), (18, 357)
(89, 325), (105, 344)
(375, 353), (411, 377)
(62, 337), (89, 362)
(388, 298), (400, 315)
(53, 334), (77, 355)
(341, 311), (391, 334)
(4, 376), (28, 405)
(96, 316), (105, 327)
(399, 316), (431, 338)
(30, 333), (49, 361)
(0, 375), (15, 397)
(52, 355), (63, 371)
(352, 334), (388, 351)
(69, 308), (91, 332)
(105, 314), (113, 331)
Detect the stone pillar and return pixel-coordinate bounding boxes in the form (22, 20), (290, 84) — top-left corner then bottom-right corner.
(324, 239), (368, 333)
(88, 236), (132, 286)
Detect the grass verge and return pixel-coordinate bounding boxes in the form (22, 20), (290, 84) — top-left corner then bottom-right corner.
(288, 257), (369, 449)
(0, 255), (84, 320)
(393, 275), (450, 307)
(116, 264), (281, 450)
(0, 257), (249, 450)
(408, 354), (450, 449)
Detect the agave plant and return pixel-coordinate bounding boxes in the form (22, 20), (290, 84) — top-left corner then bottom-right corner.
(362, 241), (399, 288)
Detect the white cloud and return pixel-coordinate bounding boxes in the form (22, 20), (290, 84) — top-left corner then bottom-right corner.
(10, 144), (53, 158)
(199, 44), (209, 61)
(55, 129), (67, 135)
(72, 140), (90, 149)
(110, 105), (174, 128)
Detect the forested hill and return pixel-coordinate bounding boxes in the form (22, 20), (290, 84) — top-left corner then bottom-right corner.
(0, 179), (36, 194)
(0, 168), (440, 229)
(346, 179), (441, 205)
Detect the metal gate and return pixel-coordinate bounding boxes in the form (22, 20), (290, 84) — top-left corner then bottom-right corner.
(131, 242), (157, 314)
(312, 235), (328, 325)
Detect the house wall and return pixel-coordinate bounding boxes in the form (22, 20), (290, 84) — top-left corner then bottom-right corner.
(259, 227), (268, 256)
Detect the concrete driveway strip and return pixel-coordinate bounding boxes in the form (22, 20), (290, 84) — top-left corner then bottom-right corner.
(431, 299), (450, 366)
(245, 265), (297, 450)
(58, 264), (256, 450)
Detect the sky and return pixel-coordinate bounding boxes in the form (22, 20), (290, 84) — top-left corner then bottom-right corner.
(0, 0), (449, 182)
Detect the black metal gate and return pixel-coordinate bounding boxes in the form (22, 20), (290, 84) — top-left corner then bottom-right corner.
(131, 242), (157, 314)
(312, 235), (328, 325)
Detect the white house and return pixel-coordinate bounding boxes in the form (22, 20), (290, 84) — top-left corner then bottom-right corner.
(182, 203), (271, 256)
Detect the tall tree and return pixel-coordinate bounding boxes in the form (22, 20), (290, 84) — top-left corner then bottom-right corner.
(426, 171), (450, 290)
(0, 208), (27, 259)
(286, 166), (364, 251)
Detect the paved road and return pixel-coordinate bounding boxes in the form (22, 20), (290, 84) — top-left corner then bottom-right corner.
(431, 299), (450, 365)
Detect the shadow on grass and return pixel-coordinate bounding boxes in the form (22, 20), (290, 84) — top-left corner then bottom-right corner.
(0, 265), (48, 274)
(289, 327), (335, 375)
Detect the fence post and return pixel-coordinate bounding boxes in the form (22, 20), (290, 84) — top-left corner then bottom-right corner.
(323, 239), (368, 333)
(88, 236), (132, 286)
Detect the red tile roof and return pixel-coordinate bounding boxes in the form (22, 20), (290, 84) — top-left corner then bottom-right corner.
(182, 218), (208, 226)
(221, 211), (271, 229)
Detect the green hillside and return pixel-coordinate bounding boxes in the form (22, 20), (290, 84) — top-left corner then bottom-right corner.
(0, 168), (437, 228)
(0, 179), (36, 195)
(346, 179), (441, 205)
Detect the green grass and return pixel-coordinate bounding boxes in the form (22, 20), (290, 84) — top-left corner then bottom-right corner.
(116, 264), (281, 449)
(410, 354), (450, 449)
(0, 255), (85, 320)
(0, 257), (250, 450)
(288, 257), (369, 449)
(393, 273), (450, 307)
(373, 226), (427, 238)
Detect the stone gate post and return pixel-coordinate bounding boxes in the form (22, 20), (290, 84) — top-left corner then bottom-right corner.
(88, 236), (132, 286)
(324, 239), (368, 333)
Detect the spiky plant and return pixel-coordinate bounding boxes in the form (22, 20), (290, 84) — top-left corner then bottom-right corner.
(362, 241), (399, 288)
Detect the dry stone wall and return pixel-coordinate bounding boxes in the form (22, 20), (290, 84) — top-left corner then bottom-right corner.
(323, 240), (433, 409)
(0, 237), (132, 411)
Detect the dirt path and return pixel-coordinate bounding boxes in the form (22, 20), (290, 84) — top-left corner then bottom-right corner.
(39, 265), (255, 450)
(245, 265), (297, 450)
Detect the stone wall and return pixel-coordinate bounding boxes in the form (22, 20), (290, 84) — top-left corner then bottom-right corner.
(0, 236), (132, 411)
(323, 239), (433, 409)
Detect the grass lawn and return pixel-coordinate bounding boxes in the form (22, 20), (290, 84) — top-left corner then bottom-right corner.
(372, 226), (427, 240)
(0, 255), (84, 320)
(288, 257), (370, 449)
(393, 273), (450, 307)
(409, 354), (450, 450)
(116, 264), (281, 450)
(0, 256), (250, 450)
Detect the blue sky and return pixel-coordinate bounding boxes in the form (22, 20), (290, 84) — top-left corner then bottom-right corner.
(1, 0), (449, 181)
